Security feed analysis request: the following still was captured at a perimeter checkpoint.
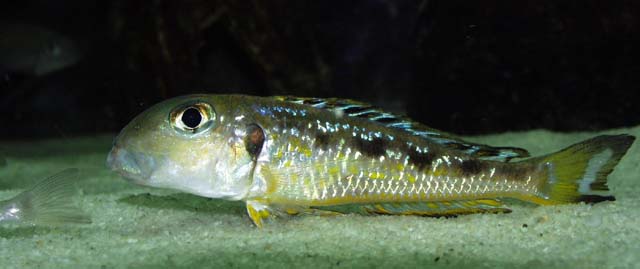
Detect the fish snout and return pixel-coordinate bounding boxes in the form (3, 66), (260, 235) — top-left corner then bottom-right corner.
(107, 146), (154, 183)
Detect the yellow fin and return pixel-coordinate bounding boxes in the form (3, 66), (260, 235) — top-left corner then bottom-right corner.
(245, 203), (343, 227)
(313, 199), (511, 216)
(527, 135), (634, 205)
(274, 205), (344, 217)
(246, 200), (271, 228)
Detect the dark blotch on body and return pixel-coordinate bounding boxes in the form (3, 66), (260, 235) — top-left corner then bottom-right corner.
(502, 164), (530, 181)
(354, 137), (387, 157)
(314, 133), (331, 150)
(460, 159), (483, 175)
(244, 124), (265, 161)
(407, 149), (435, 170)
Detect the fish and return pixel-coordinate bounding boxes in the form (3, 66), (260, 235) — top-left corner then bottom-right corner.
(0, 168), (91, 225)
(107, 94), (635, 227)
(0, 23), (82, 76)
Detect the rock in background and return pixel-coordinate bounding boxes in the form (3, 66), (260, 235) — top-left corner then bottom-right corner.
(0, 0), (638, 138)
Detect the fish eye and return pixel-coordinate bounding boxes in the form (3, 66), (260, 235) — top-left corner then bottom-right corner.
(181, 107), (202, 129)
(170, 102), (215, 134)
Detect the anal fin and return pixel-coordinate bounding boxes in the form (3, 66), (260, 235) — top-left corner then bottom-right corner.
(314, 199), (511, 217)
(280, 206), (344, 217)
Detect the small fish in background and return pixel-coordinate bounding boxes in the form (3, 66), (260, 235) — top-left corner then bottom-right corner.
(108, 94), (634, 227)
(0, 23), (83, 77)
(0, 168), (91, 225)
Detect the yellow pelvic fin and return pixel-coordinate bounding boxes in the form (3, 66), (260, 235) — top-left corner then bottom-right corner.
(246, 202), (344, 227)
(246, 200), (271, 228)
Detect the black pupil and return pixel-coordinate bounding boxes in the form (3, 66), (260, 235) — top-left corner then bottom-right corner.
(181, 107), (202, 129)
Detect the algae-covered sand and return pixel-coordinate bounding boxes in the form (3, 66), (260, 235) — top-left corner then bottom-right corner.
(0, 128), (639, 269)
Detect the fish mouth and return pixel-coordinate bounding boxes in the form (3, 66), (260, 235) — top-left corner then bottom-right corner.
(106, 146), (155, 184)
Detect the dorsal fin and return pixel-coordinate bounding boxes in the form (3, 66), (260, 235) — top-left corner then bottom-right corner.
(275, 96), (530, 161)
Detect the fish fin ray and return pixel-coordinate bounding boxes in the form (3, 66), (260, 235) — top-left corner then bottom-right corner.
(7, 168), (91, 225)
(246, 202), (339, 227)
(246, 200), (273, 228)
(527, 135), (634, 205)
(274, 96), (529, 161)
(313, 199), (511, 216)
(282, 206), (344, 217)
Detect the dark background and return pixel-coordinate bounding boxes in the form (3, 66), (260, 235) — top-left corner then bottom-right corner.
(1, 0), (639, 139)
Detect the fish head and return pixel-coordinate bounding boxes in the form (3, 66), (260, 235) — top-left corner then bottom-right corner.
(107, 95), (258, 200)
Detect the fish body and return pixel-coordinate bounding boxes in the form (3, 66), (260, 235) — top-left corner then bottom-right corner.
(0, 168), (91, 225)
(0, 23), (82, 76)
(107, 94), (635, 227)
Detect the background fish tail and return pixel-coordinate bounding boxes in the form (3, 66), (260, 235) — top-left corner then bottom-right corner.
(528, 135), (635, 205)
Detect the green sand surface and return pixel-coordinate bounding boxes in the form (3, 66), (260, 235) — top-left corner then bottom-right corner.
(0, 128), (639, 268)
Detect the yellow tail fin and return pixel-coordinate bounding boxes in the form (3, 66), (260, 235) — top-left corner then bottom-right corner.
(534, 135), (634, 204)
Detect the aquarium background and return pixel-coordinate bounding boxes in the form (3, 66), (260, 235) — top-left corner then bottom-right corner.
(1, 1), (639, 269)
(1, 0), (639, 139)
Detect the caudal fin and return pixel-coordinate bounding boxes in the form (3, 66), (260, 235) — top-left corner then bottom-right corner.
(533, 135), (634, 204)
(7, 168), (92, 225)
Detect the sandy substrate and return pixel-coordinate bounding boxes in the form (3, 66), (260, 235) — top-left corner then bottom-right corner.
(0, 128), (638, 269)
